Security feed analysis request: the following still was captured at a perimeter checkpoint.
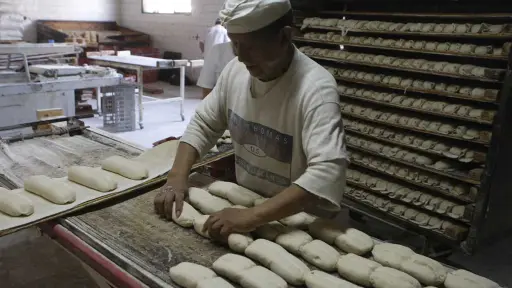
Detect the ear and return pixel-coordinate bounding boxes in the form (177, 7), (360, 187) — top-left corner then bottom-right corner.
(281, 26), (293, 42)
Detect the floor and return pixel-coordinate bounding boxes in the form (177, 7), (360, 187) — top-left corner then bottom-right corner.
(1, 82), (511, 287)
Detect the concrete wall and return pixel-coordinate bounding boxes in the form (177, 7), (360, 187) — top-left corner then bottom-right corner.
(0, 0), (119, 42)
(119, 0), (226, 81)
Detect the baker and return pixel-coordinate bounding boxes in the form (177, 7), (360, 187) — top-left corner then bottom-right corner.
(154, 0), (348, 240)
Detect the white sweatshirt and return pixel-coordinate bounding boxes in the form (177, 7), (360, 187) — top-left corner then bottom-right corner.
(181, 48), (347, 214)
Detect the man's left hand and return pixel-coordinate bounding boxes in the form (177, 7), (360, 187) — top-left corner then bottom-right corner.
(202, 207), (260, 241)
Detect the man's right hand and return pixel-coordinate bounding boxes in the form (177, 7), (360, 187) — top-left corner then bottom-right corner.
(154, 173), (189, 220)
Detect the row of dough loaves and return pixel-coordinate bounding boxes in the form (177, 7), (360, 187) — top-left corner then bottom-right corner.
(348, 150), (478, 198)
(338, 84), (496, 122)
(185, 183), (376, 275)
(303, 17), (511, 35)
(340, 102), (491, 142)
(345, 187), (468, 240)
(346, 168), (467, 220)
(173, 182), (495, 288)
(343, 117), (481, 164)
(299, 46), (504, 80)
(303, 32), (511, 56)
(0, 155), (148, 217)
(322, 65), (499, 101)
(346, 134), (469, 176)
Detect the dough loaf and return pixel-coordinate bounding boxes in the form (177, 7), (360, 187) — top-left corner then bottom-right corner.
(227, 233), (254, 253)
(334, 228), (374, 255)
(0, 188), (34, 216)
(245, 239), (310, 285)
(101, 156), (148, 180)
(299, 239), (341, 272)
(169, 262), (217, 288)
(308, 218), (343, 244)
(280, 212), (316, 228)
(197, 277), (234, 288)
(208, 181), (262, 207)
(337, 253), (382, 286)
(67, 166), (117, 192)
(400, 254), (447, 286)
(370, 267), (422, 288)
(24, 175), (76, 204)
(188, 187), (232, 214)
(371, 243), (415, 269)
(193, 215), (211, 238)
(254, 221), (286, 241)
(304, 270), (362, 288)
(239, 265), (288, 288)
(172, 202), (201, 228)
(444, 269), (500, 288)
(212, 253), (256, 283)
(275, 229), (313, 254)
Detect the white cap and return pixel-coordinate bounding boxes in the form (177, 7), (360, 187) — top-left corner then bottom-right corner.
(219, 0), (292, 34)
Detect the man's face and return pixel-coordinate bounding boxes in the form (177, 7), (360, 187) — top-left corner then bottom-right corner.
(229, 28), (289, 80)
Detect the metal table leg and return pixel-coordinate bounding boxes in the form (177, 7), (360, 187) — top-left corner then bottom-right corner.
(179, 66), (185, 121)
(137, 67), (144, 129)
(97, 86), (102, 116)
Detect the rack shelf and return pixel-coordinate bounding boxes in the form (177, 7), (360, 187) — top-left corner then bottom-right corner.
(308, 54), (505, 83)
(300, 24), (512, 40)
(294, 37), (509, 61)
(345, 126), (487, 164)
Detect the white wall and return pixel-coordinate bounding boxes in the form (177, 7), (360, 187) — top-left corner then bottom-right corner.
(0, 0), (119, 42)
(119, 0), (225, 60)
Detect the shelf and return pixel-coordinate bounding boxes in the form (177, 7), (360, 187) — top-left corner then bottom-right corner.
(345, 127), (487, 164)
(347, 143), (480, 185)
(343, 189), (469, 242)
(318, 11), (512, 19)
(300, 24), (512, 40)
(308, 54), (504, 83)
(294, 37), (508, 61)
(340, 109), (491, 146)
(348, 155), (477, 203)
(332, 74), (498, 103)
(340, 92), (494, 125)
(347, 180), (472, 224)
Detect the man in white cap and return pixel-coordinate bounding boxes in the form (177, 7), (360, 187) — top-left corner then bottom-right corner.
(155, 0), (347, 240)
(196, 41), (236, 98)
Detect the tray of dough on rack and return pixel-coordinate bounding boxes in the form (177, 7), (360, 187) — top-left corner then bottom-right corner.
(62, 172), (505, 288)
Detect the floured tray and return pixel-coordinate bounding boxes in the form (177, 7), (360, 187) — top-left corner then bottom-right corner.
(0, 140), (180, 236)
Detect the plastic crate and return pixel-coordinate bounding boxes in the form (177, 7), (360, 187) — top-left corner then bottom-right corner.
(101, 85), (137, 133)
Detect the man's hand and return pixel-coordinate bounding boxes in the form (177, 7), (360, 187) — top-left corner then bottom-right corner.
(202, 208), (261, 241)
(154, 173), (189, 220)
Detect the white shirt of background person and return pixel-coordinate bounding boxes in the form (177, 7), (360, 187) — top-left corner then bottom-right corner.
(203, 19), (230, 58)
(197, 42), (236, 98)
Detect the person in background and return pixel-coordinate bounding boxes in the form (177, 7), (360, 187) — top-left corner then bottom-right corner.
(199, 18), (230, 58)
(196, 41), (236, 98)
(155, 0), (347, 241)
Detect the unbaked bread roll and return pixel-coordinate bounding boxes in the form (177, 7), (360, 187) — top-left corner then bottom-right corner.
(189, 187), (232, 214)
(337, 253), (382, 286)
(305, 270), (362, 288)
(299, 240), (341, 271)
(444, 269), (500, 288)
(239, 266), (288, 288)
(245, 239), (310, 285)
(0, 188), (34, 217)
(101, 156), (148, 180)
(169, 262), (217, 288)
(400, 254), (447, 286)
(370, 267), (422, 288)
(208, 181), (262, 207)
(25, 175), (76, 204)
(67, 166), (117, 192)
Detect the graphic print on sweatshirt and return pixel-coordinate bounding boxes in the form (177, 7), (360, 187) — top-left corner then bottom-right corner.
(228, 109), (293, 187)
